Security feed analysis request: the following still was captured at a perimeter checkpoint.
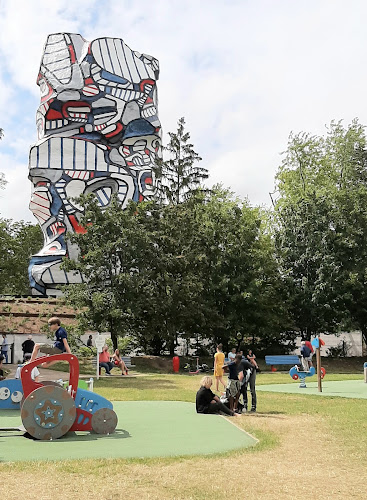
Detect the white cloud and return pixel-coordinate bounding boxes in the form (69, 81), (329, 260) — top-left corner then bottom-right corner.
(1, 0), (367, 221)
(0, 153), (33, 222)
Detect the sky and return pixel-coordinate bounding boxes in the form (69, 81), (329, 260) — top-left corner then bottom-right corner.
(0, 0), (367, 222)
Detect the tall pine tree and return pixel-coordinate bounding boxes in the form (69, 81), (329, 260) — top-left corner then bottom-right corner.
(155, 117), (208, 204)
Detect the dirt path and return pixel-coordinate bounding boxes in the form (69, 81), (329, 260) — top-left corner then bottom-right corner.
(1, 410), (365, 500)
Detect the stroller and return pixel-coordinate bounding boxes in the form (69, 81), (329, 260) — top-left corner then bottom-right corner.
(183, 357), (211, 375)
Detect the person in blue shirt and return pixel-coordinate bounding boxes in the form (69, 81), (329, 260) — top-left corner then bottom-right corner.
(300, 341), (312, 371)
(30, 317), (71, 364)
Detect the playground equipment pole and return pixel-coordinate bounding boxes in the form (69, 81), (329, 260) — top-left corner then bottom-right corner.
(316, 337), (322, 392)
(95, 334), (105, 381)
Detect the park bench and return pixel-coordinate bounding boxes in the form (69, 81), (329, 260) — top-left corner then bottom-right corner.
(92, 355), (135, 374)
(265, 355), (300, 371)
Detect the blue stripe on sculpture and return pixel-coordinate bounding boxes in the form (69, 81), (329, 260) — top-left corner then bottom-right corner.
(100, 69), (129, 85)
(123, 119), (155, 139)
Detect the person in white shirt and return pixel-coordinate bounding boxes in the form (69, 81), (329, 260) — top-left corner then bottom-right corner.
(228, 348), (236, 362)
(15, 353), (40, 382)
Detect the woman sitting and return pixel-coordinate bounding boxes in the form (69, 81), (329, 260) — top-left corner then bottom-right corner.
(112, 349), (129, 375)
(196, 376), (239, 417)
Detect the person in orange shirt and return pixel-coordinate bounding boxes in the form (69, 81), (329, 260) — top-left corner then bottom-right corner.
(213, 343), (226, 392)
(99, 345), (113, 375)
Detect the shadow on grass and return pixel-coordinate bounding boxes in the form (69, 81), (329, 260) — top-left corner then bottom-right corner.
(246, 412), (286, 419)
(95, 378), (177, 391)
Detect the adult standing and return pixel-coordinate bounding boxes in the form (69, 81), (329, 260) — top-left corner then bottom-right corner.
(300, 341), (312, 370)
(87, 335), (93, 347)
(213, 343), (226, 392)
(22, 335), (35, 362)
(1, 334), (9, 364)
(240, 357), (257, 413)
(0, 354), (4, 380)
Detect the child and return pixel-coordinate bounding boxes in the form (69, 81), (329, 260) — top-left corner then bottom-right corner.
(196, 376), (239, 417)
(15, 353), (40, 382)
(225, 354), (243, 412)
(30, 317), (71, 365)
(213, 343), (226, 391)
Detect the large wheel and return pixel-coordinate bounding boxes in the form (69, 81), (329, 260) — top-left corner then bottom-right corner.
(91, 408), (118, 435)
(21, 385), (76, 440)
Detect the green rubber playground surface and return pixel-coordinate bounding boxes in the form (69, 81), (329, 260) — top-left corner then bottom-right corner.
(0, 401), (257, 463)
(257, 378), (367, 398)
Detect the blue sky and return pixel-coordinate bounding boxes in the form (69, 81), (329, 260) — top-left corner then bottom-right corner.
(1, 0), (367, 221)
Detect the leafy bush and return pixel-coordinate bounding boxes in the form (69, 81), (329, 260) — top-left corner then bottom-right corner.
(326, 340), (350, 357)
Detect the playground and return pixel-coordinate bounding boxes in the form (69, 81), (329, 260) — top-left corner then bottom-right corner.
(0, 361), (366, 500)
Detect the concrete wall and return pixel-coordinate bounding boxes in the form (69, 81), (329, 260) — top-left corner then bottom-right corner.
(5, 333), (107, 364)
(292, 331), (363, 357)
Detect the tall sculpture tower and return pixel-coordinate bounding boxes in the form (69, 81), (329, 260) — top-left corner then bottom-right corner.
(28, 34), (161, 296)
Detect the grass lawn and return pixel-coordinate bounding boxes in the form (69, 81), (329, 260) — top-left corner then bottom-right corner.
(1, 371), (366, 499)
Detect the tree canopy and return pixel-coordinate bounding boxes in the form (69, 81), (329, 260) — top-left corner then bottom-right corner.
(274, 119), (367, 344)
(63, 188), (289, 354)
(154, 117), (208, 204)
(0, 219), (43, 295)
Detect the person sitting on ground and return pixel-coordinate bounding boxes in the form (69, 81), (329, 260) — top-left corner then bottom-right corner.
(246, 349), (259, 371)
(30, 317), (71, 366)
(0, 354), (5, 380)
(22, 335), (35, 362)
(213, 343), (226, 392)
(112, 349), (128, 375)
(87, 335), (93, 347)
(15, 353), (40, 382)
(300, 341), (312, 370)
(99, 345), (113, 375)
(224, 354), (243, 412)
(196, 376), (239, 417)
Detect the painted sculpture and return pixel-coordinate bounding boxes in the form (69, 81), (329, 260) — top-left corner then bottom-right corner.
(28, 33), (161, 296)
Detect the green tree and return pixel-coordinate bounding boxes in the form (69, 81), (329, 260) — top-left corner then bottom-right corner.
(63, 195), (207, 352)
(155, 117), (208, 204)
(0, 220), (43, 295)
(274, 119), (367, 344)
(63, 188), (289, 355)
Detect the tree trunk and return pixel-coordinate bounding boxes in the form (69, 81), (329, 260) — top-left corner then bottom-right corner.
(111, 333), (118, 351)
(236, 332), (244, 351)
(361, 325), (367, 351)
(110, 318), (117, 351)
(169, 336), (175, 356)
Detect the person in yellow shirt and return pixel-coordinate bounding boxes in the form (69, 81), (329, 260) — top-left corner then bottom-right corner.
(214, 343), (226, 392)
